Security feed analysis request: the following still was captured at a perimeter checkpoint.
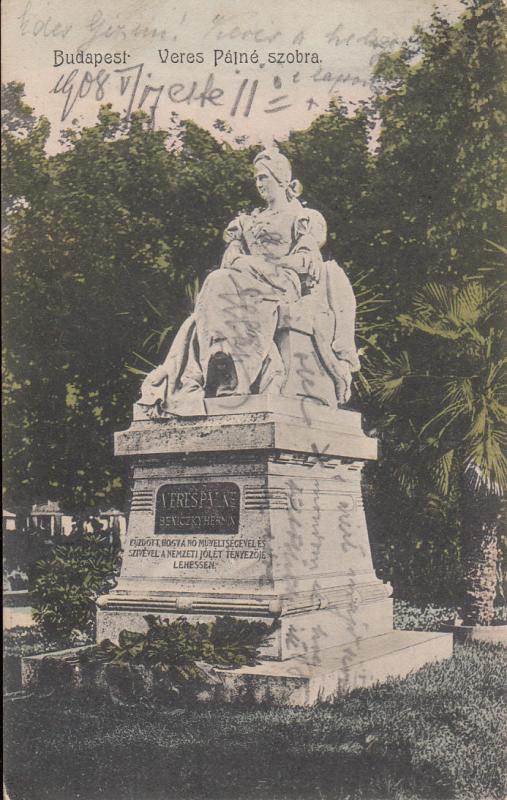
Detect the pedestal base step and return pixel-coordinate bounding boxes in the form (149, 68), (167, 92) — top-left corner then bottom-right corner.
(21, 630), (452, 707)
(214, 630), (453, 706)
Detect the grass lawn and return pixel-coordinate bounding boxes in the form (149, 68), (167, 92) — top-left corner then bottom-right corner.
(4, 641), (506, 800)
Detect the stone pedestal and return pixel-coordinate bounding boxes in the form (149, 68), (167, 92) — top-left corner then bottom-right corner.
(96, 396), (452, 697)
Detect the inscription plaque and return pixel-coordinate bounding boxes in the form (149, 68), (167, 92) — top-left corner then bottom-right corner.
(155, 482), (240, 535)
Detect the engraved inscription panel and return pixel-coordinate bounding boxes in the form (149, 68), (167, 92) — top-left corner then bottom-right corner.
(155, 482), (240, 535)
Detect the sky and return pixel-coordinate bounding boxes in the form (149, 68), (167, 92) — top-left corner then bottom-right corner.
(2, 0), (465, 151)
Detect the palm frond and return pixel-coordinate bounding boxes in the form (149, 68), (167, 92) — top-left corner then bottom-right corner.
(398, 313), (462, 340)
(462, 360), (507, 495)
(157, 325), (174, 352)
(464, 429), (507, 496)
(402, 281), (490, 342)
(143, 296), (162, 318)
(485, 357), (507, 399)
(131, 351), (158, 368)
(429, 449), (455, 496)
(412, 282), (452, 317)
(142, 330), (159, 349)
(368, 351), (412, 403)
(420, 379), (475, 437)
(392, 463), (419, 498)
(370, 261), (505, 499)
(125, 366), (149, 377)
(485, 239), (507, 259)
(453, 282), (490, 327)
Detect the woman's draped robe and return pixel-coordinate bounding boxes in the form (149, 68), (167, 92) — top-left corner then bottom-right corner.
(139, 203), (360, 416)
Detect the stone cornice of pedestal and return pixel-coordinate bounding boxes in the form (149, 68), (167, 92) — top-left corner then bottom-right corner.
(96, 579), (390, 617)
(120, 395), (377, 461)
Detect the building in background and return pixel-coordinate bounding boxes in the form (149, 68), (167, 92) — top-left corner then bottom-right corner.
(3, 509), (17, 533)
(26, 502), (127, 541)
(28, 501), (71, 537)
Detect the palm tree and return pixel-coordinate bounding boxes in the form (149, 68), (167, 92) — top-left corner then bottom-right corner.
(362, 275), (506, 625)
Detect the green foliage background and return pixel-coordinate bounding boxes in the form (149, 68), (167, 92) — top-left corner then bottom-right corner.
(2, 0), (506, 604)
(31, 532), (121, 637)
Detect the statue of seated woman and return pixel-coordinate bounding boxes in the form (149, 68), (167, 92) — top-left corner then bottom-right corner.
(138, 148), (360, 417)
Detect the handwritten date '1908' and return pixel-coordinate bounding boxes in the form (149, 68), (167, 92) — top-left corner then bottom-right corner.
(50, 62), (295, 124)
(50, 61), (368, 125)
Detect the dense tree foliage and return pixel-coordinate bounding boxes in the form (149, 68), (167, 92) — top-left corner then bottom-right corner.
(281, 99), (375, 271)
(31, 531), (121, 638)
(370, 0), (506, 305)
(1, 82), (49, 226)
(3, 99), (257, 509)
(364, 276), (506, 618)
(360, 0), (506, 615)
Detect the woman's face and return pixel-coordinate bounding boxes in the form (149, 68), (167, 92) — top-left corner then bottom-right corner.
(255, 168), (285, 204)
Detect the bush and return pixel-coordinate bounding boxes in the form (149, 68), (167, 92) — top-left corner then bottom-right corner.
(394, 600), (507, 631)
(80, 614), (274, 683)
(393, 600), (457, 631)
(3, 626), (90, 660)
(31, 532), (121, 638)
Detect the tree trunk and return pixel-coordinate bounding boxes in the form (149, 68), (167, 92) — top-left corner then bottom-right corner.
(461, 492), (501, 626)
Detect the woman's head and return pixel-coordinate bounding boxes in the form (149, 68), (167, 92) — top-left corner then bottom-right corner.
(253, 148), (302, 203)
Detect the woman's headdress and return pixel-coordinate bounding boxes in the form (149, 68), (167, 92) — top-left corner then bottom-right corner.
(253, 147), (303, 200)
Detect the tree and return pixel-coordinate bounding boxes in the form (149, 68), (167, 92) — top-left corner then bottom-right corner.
(370, 0), (507, 309)
(365, 270), (506, 624)
(281, 99), (375, 274)
(1, 82), (50, 226)
(4, 107), (175, 509)
(356, 0), (507, 610)
(2, 103), (258, 510)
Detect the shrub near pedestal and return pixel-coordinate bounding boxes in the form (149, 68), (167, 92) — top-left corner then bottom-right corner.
(38, 615), (276, 704)
(31, 532), (121, 639)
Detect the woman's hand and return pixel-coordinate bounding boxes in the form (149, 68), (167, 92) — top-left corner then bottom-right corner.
(333, 359), (352, 404)
(278, 252), (321, 284)
(274, 253), (307, 275)
(306, 254), (321, 285)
